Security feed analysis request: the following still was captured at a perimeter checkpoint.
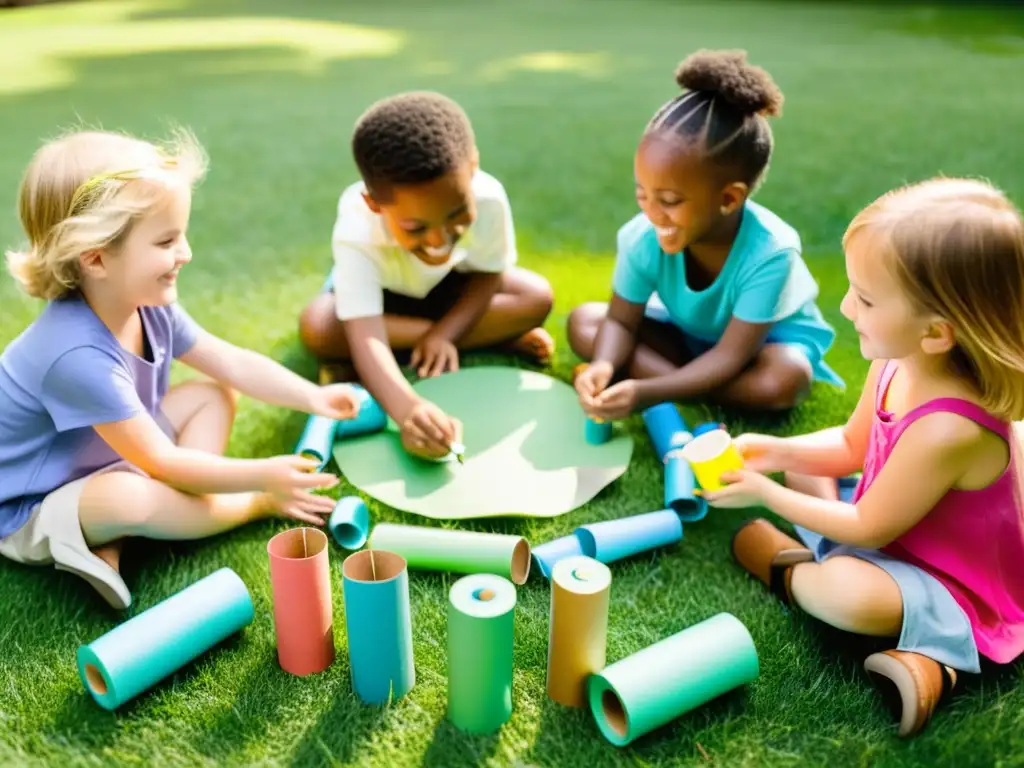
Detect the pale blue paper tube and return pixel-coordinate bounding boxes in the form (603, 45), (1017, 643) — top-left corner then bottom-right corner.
(329, 496), (370, 549)
(335, 384), (387, 439)
(77, 568), (254, 710)
(532, 534), (584, 579)
(664, 454), (708, 523)
(641, 404), (690, 462)
(585, 417), (612, 445)
(342, 549), (416, 705)
(295, 414), (337, 470)
(574, 509), (683, 564)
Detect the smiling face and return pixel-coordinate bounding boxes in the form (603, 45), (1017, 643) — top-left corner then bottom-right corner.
(363, 160), (477, 267)
(633, 133), (746, 255)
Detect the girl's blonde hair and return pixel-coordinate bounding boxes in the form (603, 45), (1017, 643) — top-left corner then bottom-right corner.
(5, 128), (207, 300)
(844, 177), (1024, 422)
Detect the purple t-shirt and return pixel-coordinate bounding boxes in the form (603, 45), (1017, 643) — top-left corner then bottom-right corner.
(0, 296), (200, 538)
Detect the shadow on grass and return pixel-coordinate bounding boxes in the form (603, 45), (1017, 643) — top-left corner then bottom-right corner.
(421, 717), (501, 768)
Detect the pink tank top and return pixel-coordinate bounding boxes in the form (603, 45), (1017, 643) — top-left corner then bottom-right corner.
(853, 362), (1024, 663)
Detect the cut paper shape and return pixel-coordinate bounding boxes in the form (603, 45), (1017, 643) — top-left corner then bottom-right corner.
(332, 367), (633, 520)
(77, 568), (253, 710)
(446, 574), (517, 734)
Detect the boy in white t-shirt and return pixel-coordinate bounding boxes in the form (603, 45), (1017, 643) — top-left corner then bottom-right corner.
(299, 92), (554, 460)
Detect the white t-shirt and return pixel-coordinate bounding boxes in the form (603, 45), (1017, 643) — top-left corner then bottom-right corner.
(330, 169), (517, 320)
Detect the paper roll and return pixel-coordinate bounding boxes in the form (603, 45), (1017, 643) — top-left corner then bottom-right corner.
(692, 421), (723, 438)
(575, 509), (683, 564)
(329, 496), (370, 549)
(368, 523), (531, 585)
(547, 555), (611, 707)
(641, 403), (691, 463)
(342, 549), (416, 705)
(446, 574), (517, 734)
(585, 417), (612, 445)
(335, 384), (387, 440)
(588, 613), (759, 746)
(679, 429), (744, 492)
(294, 414), (338, 470)
(531, 533), (584, 579)
(664, 453), (708, 523)
(267, 528), (335, 676)
(77, 568), (254, 710)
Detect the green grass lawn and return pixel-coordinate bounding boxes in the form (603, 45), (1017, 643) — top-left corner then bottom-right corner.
(2, 0), (1024, 765)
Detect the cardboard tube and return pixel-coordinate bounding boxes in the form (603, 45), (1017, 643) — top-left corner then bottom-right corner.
(679, 429), (744, 492)
(547, 555), (611, 707)
(267, 528), (335, 676)
(335, 384), (387, 440)
(531, 534), (584, 579)
(585, 417), (612, 445)
(368, 523), (531, 585)
(641, 404), (691, 462)
(575, 509), (683, 564)
(446, 574), (517, 734)
(588, 613), (759, 746)
(342, 549), (416, 704)
(77, 568), (254, 710)
(329, 496), (370, 549)
(664, 452), (708, 523)
(294, 414), (337, 470)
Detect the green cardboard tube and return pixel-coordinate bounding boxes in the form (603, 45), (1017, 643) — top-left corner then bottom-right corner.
(446, 574), (517, 734)
(367, 523), (531, 585)
(587, 613), (759, 746)
(77, 568), (254, 710)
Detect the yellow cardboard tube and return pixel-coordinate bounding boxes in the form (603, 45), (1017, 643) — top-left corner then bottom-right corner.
(679, 429), (743, 492)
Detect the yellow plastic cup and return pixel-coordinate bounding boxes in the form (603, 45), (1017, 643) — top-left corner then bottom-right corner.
(679, 429), (744, 491)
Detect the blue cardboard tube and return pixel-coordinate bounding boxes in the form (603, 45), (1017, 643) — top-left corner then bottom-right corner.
(575, 509), (683, 564)
(335, 384), (388, 440)
(642, 404), (691, 462)
(532, 534), (584, 579)
(329, 496), (370, 549)
(295, 414), (338, 470)
(77, 568), (254, 710)
(342, 549), (416, 705)
(585, 417), (613, 445)
(664, 453), (708, 522)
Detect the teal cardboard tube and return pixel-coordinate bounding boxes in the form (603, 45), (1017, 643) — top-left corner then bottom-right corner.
(585, 417), (612, 445)
(641, 404), (691, 462)
(77, 568), (254, 710)
(531, 534), (584, 579)
(335, 384), (387, 439)
(575, 509), (683, 564)
(329, 496), (370, 549)
(342, 549), (416, 705)
(446, 574), (517, 734)
(664, 453), (708, 523)
(588, 613), (759, 746)
(295, 414), (338, 470)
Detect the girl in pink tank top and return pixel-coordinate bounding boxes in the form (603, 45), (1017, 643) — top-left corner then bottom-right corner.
(705, 177), (1024, 738)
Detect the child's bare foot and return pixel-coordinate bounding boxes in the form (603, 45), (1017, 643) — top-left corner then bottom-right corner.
(91, 540), (124, 573)
(504, 327), (554, 365)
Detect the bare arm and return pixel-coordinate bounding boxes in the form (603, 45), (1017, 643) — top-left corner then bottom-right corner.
(344, 315), (420, 423)
(592, 293), (645, 371)
(178, 330), (319, 413)
(429, 272), (502, 344)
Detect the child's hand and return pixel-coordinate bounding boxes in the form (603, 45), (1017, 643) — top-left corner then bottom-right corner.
(575, 361), (614, 408)
(259, 455), (339, 525)
(311, 383), (361, 420)
(703, 469), (775, 509)
(400, 399), (461, 459)
(590, 379), (639, 420)
(734, 433), (786, 473)
(411, 332), (459, 378)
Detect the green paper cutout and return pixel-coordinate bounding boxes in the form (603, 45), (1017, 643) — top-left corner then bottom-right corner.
(332, 367), (633, 520)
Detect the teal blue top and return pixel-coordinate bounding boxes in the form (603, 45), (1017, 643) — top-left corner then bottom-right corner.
(612, 201), (843, 387)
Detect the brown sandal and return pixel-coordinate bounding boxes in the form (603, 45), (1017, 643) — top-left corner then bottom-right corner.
(731, 518), (814, 604)
(864, 650), (957, 738)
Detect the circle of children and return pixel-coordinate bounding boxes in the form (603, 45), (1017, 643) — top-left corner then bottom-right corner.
(1, 48), (1022, 740)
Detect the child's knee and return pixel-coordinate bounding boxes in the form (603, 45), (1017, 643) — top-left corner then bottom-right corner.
(522, 274), (554, 323)
(792, 558), (900, 634)
(753, 357), (813, 410)
(566, 302), (604, 354)
(299, 294), (345, 358)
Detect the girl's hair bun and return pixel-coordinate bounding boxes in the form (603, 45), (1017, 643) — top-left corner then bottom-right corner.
(675, 49), (783, 117)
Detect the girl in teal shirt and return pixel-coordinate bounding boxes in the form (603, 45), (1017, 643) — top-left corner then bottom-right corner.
(570, 49), (842, 418)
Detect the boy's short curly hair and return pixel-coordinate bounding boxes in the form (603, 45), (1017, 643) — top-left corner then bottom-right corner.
(351, 91), (476, 200)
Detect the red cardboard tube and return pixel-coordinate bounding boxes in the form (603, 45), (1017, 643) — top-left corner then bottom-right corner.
(267, 527), (335, 676)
